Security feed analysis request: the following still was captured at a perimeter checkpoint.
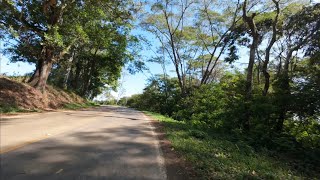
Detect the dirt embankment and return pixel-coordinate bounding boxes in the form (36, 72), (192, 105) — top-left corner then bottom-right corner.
(0, 77), (85, 111)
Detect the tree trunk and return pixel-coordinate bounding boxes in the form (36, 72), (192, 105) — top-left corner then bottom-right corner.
(28, 48), (54, 92)
(27, 1), (68, 92)
(242, 0), (260, 131)
(72, 59), (82, 90)
(257, 58), (260, 84)
(63, 50), (75, 89)
(243, 41), (257, 131)
(82, 49), (98, 97)
(82, 60), (92, 96)
(276, 50), (292, 132)
(28, 60), (42, 86)
(262, 53), (271, 96)
(246, 42), (256, 100)
(262, 0), (280, 96)
(34, 59), (53, 92)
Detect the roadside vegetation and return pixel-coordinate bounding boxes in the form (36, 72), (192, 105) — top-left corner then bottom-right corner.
(145, 111), (320, 179)
(1, 1), (319, 178)
(63, 102), (99, 110)
(122, 1), (320, 178)
(0, 106), (40, 114)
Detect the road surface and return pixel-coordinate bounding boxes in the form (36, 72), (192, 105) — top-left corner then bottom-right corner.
(0, 106), (166, 180)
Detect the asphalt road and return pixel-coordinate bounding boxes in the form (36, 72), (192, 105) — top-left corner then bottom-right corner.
(0, 106), (167, 180)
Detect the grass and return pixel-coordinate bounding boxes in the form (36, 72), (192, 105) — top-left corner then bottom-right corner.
(63, 101), (99, 110)
(144, 111), (319, 180)
(0, 102), (98, 114)
(0, 105), (41, 114)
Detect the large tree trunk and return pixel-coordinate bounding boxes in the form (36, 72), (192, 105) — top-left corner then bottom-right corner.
(28, 47), (54, 92)
(28, 0), (68, 93)
(28, 60), (42, 86)
(34, 59), (53, 92)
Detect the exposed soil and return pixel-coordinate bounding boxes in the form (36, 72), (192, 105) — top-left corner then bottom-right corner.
(0, 77), (84, 111)
(148, 116), (198, 180)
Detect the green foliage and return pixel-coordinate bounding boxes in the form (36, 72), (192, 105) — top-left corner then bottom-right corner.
(128, 62), (320, 178)
(173, 84), (227, 129)
(286, 119), (320, 149)
(145, 111), (320, 179)
(1, 0), (139, 95)
(113, 2), (320, 178)
(63, 102), (98, 110)
(0, 105), (40, 114)
(128, 67), (320, 149)
(127, 75), (181, 116)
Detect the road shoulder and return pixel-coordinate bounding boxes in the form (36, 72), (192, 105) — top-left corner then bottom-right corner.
(144, 113), (197, 180)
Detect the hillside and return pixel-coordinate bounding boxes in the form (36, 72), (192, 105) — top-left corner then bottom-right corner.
(0, 77), (85, 113)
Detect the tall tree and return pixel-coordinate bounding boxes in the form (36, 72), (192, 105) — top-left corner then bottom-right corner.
(274, 3), (320, 132)
(0, 0), (133, 92)
(241, 0), (261, 130)
(195, 0), (241, 85)
(142, 0), (243, 94)
(242, 0), (260, 101)
(262, 0), (280, 96)
(141, 0), (198, 95)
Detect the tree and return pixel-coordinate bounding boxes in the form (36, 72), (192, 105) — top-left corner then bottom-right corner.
(141, 0), (197, 95)
(0, 0), (133, 92)
(274, 3), (320, 132)
(195, 0), (241, 85)
(241, 0), (261, 130)
(261, 0), (280, 96)
(242, 0), (260, 102)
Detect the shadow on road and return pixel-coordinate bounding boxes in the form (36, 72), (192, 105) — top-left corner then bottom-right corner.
(1, 106), (165, 180)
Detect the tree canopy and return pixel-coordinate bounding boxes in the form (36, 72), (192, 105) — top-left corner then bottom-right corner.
(1, 0), (136, 97)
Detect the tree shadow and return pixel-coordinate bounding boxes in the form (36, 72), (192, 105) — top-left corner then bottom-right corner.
(0, 118), (165, 179)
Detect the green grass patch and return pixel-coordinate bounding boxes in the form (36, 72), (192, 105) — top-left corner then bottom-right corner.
(0, 105), (41, 114)
(0, 102), (98, 114)
(63, 101), (99, 110)
(144, 111), (318, 179)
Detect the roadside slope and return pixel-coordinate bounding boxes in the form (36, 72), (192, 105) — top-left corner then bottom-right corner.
(0, 77), (85, 112)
